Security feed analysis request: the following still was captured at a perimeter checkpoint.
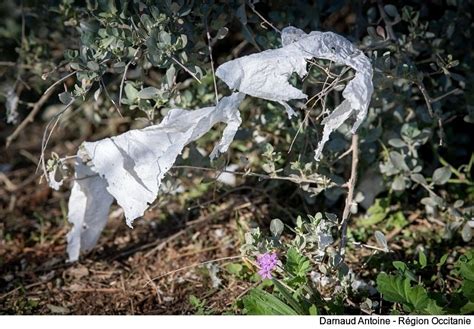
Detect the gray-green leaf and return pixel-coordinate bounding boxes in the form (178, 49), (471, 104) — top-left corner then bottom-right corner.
(392, 175), (406, 191)
(462, 222), (472, 242)
(270, 218), (284, 238)
(58, 91), (74, 104)
(432, 167), (451, 185)
(375, 230), (389, 252)
(137, 87), (160, 99)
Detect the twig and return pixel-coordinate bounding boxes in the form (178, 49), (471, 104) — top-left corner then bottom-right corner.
(142, 230), (186, 258)
(332, 146), (353, 164)
(353, 242), (388, 252)
(0, 61), (16, 66)
(338, 134), (359, 257)
(205, 19), (219, 105)
(63, 287), (123, 293)
(119, 47), (140, 108)
(168, 245), (221, 260)
(247, 2), (281, 34)
(100, 78), (123, 117)
(38, 99), (75, 181)
(431, 87), (461, 103)
(171, 56), (202, 84)
(145, 255), (242, 286)
(232, 282), (260, 304)
(6, 71), (77, 147)
(414, 82), (461, 147)
(172, 165), (324, 186)
(0, 279), (52, 301)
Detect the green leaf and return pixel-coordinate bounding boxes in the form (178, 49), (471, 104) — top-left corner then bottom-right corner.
(460, 302), (474, 314)
(285, 247), (310, 278)
(226, 263), (243, 276)
(376, 273), (430, 313)
(419, 251), (427, 268)
(392, 261), (417, 282)
(158, 31), (171, 44)
(461, 280), (474, 301)
(272, 279), (306, 314)
(459, 258), (474, 281)
(393, 261), (408, 272)
(424, 299), (445, 315)
(432, 167), (451, 185)
(359, 198), (389, 226)
(386, 211), (408, 229)
(407, 285), (430, 311)
(308, 304), (318, 315)
(377, 273), (411, 305)
(437, 254), (449, 267)
(243, 288), (298, 315)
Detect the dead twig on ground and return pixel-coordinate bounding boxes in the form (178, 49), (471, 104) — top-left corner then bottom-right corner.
(145, 255), (242, 286)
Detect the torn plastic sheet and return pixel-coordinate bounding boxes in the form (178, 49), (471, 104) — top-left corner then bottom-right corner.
(216, 26), (373, 160)
(66, 92), (244, 260)
(5, 86), (19, 124)
(62, 27), (373, 260)
(67, 159), (114, 261)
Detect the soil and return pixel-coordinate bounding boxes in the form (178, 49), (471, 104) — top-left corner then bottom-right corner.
(0, 121), (259, 314)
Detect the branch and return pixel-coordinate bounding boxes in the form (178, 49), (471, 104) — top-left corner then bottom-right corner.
(6, 71), (76, 147)
(205, 19), (219, 105)
(376, 0), (400, 41)
(172, 165), (327, 186)
(415, 81), (460, 147)
(171, 56), (202, 84)
(338, 133), (359, 257)
(248, 2), (281, 34)
(118, 47), (141, 108)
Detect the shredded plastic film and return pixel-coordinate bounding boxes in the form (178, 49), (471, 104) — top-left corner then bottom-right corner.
(60, 27), (373, 260)
(217, 26), (373, 160)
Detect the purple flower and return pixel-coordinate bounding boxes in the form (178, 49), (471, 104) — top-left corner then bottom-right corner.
(256, 252), (278, 279)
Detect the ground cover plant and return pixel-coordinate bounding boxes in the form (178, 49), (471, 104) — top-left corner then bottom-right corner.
(0, 0), (473, 315)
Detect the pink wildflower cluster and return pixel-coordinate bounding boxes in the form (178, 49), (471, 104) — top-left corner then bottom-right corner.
(256, 252), (278, 279)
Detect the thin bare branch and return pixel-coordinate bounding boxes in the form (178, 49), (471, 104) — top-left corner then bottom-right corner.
(6, 71), (77, 147)
(248, 2), (281, 34)
(119, 47), (141, 108)
(205, 20), (219, 105)
(338, 133), (359, 257)
(100, 78), (123, 117)
(172, 165), (325, 186)
(171, 56), (202, 84)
